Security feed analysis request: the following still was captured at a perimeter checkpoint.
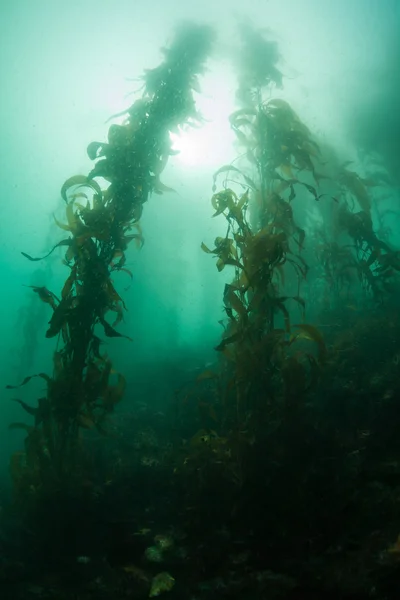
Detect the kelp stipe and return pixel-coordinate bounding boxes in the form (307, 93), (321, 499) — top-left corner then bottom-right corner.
(6, 22), (215, 513)
(204, 25), (324, 432)
(172, 25), (325, 503)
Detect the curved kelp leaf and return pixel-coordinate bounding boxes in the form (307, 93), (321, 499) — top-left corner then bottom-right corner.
(12, 398), (37, 417)
(151, 175), (177, 195)
(21, 239), (72, 262)
(99, 318), (132, 341)
(45, 298), (71, 338)
(291, 324), (327, 363)
(61, 175), (103, 204)
(215, 331), (242, 351)
(87, 141), (107, 160)
(24, 286), (59, 310)
(212, 165), (257, 193)
(6, 373), (52, 390)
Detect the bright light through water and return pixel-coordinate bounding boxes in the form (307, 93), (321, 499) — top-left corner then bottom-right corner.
(169, 68), (237, 168)
(98, 66), (237, 170)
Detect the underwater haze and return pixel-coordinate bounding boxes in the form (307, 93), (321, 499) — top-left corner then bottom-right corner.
(0, 0), (397, 468)
(0, 0), (400, 598)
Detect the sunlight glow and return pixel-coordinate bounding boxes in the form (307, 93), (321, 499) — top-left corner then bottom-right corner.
(170, 121), (235, 168)
(168, 69), (236, 168)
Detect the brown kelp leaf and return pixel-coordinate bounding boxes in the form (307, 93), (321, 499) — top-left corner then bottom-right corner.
(25, 285), (59, 309)
(65, 242), (77, 262)
(212, 165), (257, 193)
(53, 199), (84, 234)
(111, 304), (124, 328)
(228, 189), (250, 223)
(70, 194), (89, 207)
(46, 299), (71, 338)
(111, 248), (125, 263)
(61, 267), (77, 299)
(201, 242), (213, 254)
(216, 257), (240, 271)
(205, 235), (243, 272)
(87, 141), (107, 160)
(118, 267), (133, 280)
(291, 323), (327, 362)
(124, 233), (145, 249)
(302, 182), (319, 200)
(236, 189), (249, 212)
(6, 373), (51, 390)
(61, 175), (89, 203)
(66, 200), (83, 232)
(12, 398), (37, 417)
(100, 318), (132, 341)
(340, 169), (371, 215)
(152, 176), (176, 195)
(215, 331), (241, 351)
(224, 284), (248, 321)
(21, 239), (72, 262)
(88, 158), (112, 181)
(106, 280), (127, 310)
(202, 240), (242, 270)
(61, 175), (102, 204)
(53, 214), (72, 232)
(211, 189), (237, 217)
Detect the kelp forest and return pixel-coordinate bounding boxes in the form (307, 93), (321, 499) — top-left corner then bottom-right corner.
(2, 19), (400, 600)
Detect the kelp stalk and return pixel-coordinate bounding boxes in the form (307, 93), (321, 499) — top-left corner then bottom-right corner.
(8, 22), (215, 502)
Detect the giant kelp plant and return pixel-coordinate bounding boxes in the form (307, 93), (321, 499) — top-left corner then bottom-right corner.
(180, 24), (329, 475)
(6, 22), (215, 509)
(173, 22), (400, 569)
(203, 22), (400, 429)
